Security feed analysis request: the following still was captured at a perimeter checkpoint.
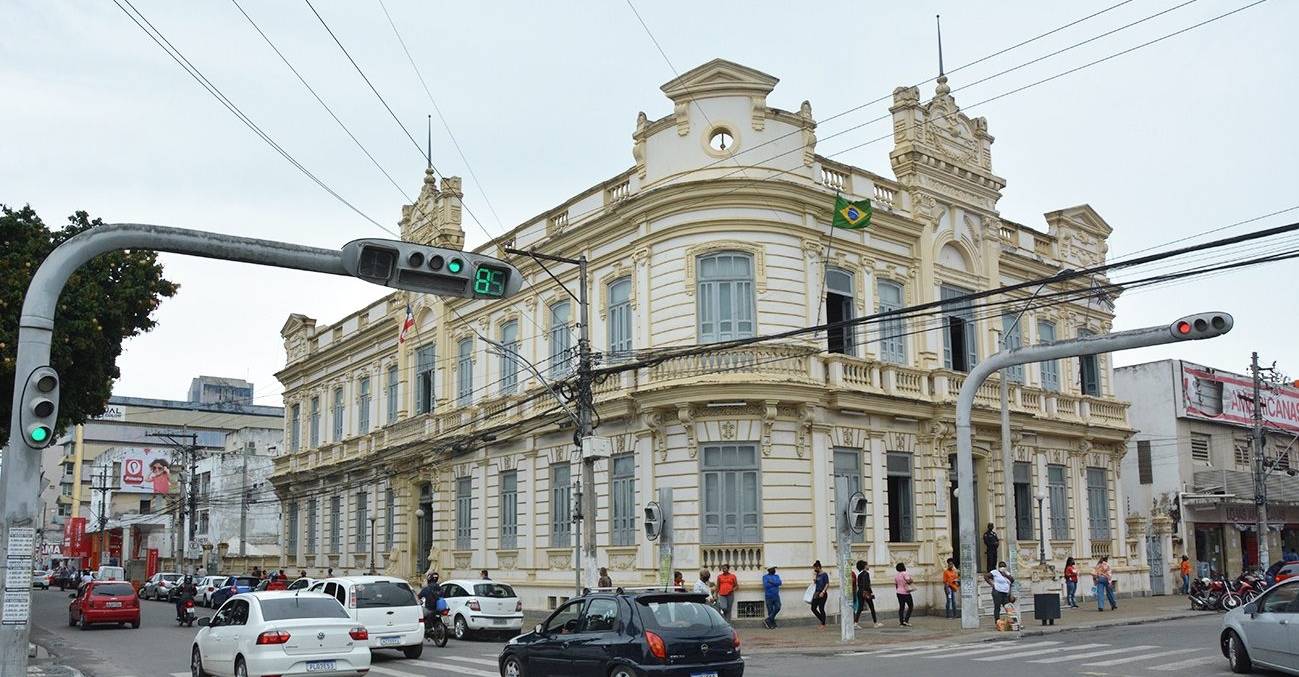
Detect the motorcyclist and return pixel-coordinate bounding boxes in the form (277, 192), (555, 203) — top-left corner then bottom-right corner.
(417, 572), (442, 627)
(174, 575), (199, 621)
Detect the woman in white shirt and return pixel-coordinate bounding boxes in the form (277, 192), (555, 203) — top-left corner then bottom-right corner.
(985, 561), (1014, 621)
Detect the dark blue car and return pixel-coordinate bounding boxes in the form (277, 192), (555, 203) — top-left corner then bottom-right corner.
(499, 590), (742, 677)
(208, 576), (260, 609)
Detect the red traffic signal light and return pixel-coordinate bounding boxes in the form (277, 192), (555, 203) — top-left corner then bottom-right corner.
(1176, 321), (1192, 335)
(1169, 312), (1233, 341)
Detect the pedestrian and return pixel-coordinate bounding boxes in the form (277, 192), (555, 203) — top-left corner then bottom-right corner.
(809, 560), (830, 628)
(1178, 555), (1192, 595)
(298, 570), (307, 581)
(1064, 557), (1079, 608)
(984, 560), (1014, 620)
(598, 567), (612, 588)
(673, 570), (686, 591)
(1285, 546), (1299, 562)
(762, 566), (782, 629)
(853, 560), (881, 628)
(1093, 556), (1117, 611)
(983, 523), (1000, 572)
(716, 563), (738, 620)
(942, 558), (960, 619)
(481, 569), (490, 580)
(197, 565), (207, 579)
(893, 562), (915, 627)
(693, 569), (712, 598)
(326, 567), (334, 578)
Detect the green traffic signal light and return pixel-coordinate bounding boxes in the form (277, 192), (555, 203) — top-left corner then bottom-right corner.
(29, 426), (50, 444)
(448, 259), (463, 274)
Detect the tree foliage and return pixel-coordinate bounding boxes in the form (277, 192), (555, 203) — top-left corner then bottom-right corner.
(1, 204), (179, 439)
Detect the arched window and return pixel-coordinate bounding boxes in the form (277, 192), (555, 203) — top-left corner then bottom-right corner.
(825, 268), (856, 355)
(607, 278), (633, 357)
(697, 252), (755, 343)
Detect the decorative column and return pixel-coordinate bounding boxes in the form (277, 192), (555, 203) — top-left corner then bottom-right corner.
(1150, 513), (1175, 596)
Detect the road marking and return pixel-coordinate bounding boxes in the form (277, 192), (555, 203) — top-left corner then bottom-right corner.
(1149, 656), (1219, 671)
(443, 655), (499, 667)
(1026, 645), (1157, 664)
(972, 643), (1108, 661)
(1081, 648), (1202, 667)
(369, 662), (499, 677)
(873, 640), (1060, 658)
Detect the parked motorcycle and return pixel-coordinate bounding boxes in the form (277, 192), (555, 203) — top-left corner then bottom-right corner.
(1189, 574), (1231, 611)
(177, 599), (196, 627)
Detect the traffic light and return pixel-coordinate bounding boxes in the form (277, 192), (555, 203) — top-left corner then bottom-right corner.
(643, 502), (663, 541)
(844, 491), (868, 534)
(340, 238), (524, 300)
(20, 366), (59, 449)
(1169, 312), (1233, 340)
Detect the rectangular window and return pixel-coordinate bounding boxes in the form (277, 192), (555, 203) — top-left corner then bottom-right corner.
(139, 499), (151, 514)
(500, 321), (520, 394)
(358, 377), (371, 433)
(825, 269), (856, 356)
(833, 448), (864, 543)
(1138, 440), (1153, 484)
(608, 279), (633, 358)
(307, 498), (318, 551)
(1038, 321), (1059, 391)
(384, 488), (395, 549)
(1191, 433), (1212, 465)
(1013, 462), (1032, 539)
(309, 397), (320, 447)
(386, 365), (399, 423)
(1047, 464), (1069, 540)
(551, 463), (572, 547)
(287, 501), (299, 556)
(415, 344), (436, 414)
(941, 285), (977, 372)
(1002, 315), (1024, 383)
(1233, 439), (1251, 468)
(1078, 329), (1100, 396)
(332, 387), (345, 440)
(355, 491), (368, 552)
(1086, 467), (1111, 541)
(876, 281), (906, 364)
(329, 495), (341, 553)
(610, 454), (636, 546)
(289, 404), (301, 451)
(886, 452), (914, 542)
(456, 477), (472, 550)
(697, 252), (756, 343)
(549, 302), (572, 376)
(701, 444), (761, 544)
(457, 338), (474, 406)
(500, 471), (518, 550)
(198, 510), (209, 534)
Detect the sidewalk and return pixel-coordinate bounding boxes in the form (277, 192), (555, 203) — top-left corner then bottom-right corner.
(737, 594), (1210, 655)
(27, 643), (85, 677)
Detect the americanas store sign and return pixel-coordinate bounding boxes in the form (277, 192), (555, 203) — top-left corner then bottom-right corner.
(1182, 362), (1299, 433)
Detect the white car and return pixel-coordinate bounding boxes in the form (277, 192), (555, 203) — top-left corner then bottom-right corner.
(32, 569), (52, 590)
(439, 579), (524, 639)
(285, 577), (316, 592)
(1220, 577), (1299, 674)
(197, 576), (226, 607)
(308, 576), (424, 658)
(191, 591), (370, 677)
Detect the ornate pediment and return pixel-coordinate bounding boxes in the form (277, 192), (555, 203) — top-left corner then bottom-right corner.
(660, 58), (779, 103)
(889, 76), (1005, 210)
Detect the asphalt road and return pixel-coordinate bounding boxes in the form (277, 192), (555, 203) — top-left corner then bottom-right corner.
(742, 613), (1239, 677)
(29, 586), (514, 677)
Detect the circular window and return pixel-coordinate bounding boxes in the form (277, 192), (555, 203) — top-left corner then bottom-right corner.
(709, 129), (734, 152)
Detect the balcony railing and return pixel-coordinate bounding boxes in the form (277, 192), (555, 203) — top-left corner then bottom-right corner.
(700, 544), (764, 572)
(646, 345), (814, 385)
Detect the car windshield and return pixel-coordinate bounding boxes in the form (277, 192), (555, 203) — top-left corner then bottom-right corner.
(356, 581), (417, 608)
(474, 583), (516, 598)
(260, 597), (349, 620)
(639, 600), (726, 632)
(160, 574), (181, 582)
(92, 583), (136, 597)
(233, 577), (259, 587)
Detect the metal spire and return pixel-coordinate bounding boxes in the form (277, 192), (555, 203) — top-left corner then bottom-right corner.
(936, 14), (945, 77)
(426, 114), (432, 169)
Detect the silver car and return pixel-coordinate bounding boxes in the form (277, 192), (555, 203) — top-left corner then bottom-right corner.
(1221, 578), (1299, 674)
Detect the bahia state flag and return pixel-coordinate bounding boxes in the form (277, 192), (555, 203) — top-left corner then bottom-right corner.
(832, 194), (872, 230)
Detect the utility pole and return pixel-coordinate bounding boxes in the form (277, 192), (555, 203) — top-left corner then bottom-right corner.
(240, 440), (252, 559)
(1250, 352), (1272, 570)
(93, 466), (110, 568)
(572, 479), (583, 597)
(834, 475), (855, 642)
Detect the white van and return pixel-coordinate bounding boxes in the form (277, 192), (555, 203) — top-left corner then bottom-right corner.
(95, 566), (125, 582)
(309, 575), (423, 658)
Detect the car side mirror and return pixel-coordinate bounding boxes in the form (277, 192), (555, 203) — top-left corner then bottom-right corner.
(533, 623), (544, 635)
(197, 617), (210, 627)
(67, 593), (76, 599)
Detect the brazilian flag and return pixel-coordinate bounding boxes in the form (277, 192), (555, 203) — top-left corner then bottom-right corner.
(833, 195), (872, 230)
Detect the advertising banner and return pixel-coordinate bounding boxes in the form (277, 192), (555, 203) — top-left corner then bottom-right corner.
(1181, 362), (1299, 433)
(62, 516), (88, 559)
(117, 448), (175, 494)
(146, 549), (158, 579)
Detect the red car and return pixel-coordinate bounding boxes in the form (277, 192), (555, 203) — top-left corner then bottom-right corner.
(1276, 562), (1299, 584)
(68, 581), (140, 630)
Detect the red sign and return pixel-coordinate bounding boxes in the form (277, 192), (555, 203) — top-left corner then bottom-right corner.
(62, 517), (89, 559)
(146, 549), (158, 578)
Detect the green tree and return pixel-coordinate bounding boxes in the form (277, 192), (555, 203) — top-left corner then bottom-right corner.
(1, 204), (179, 439)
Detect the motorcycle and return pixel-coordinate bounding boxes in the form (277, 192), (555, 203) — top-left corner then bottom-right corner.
(1189, 574), (1231, 611)
(1230, 572), (1266, 605)
(424, 600), (449, 647)
(177, 599), (197, 627)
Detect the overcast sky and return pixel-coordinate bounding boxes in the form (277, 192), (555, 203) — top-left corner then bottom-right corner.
(4, 0), (1297, 405)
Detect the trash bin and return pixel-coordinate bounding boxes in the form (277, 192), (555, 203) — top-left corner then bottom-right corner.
(1034, 593), (1061, 625)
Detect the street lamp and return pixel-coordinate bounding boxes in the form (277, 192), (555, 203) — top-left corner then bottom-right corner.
(368, 517), (377, 575)
(1035, 492), (1048, 566)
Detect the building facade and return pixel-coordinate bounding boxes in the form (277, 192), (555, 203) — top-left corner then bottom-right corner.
(1116, 360), (1299, 591)
(272, 60), (1138, 615)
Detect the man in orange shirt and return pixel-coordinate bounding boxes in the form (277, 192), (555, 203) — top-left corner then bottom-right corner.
(716, 563), (738, 620)
(1179, 555), (1192, 594)
(942, 558), (960, 618)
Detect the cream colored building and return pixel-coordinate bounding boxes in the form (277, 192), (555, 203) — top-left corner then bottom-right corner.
(272, 59), (1141, 615)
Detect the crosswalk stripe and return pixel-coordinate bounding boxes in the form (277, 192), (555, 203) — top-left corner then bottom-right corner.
(1026, 645), (1157, 664)
(443, 655), (499, 667)
(1082, 648), (1203, 667)
(368, 661), (500, 677)
(972, 643), (1108, 661)
(837, 644), (946, 657)
(170, 673), (189, 677)
(875, 640), (1059, 658)
(1148, 656), (1219, 671)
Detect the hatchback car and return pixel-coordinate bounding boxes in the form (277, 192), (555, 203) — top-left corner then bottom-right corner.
(192, 592), (371, 677)
(439, 579), (524, 639)
(68, 581), (140, 630)
(210, 575), (261, 608)
(1221, 577), (1299, 673)
(308, 576), (424, 658)
(500, 590), (743, 677)
(33, 569), (52, 590)
(286, 577), (316, 591)
(142, 572), (183, 601)
(196, 576), (226, 607)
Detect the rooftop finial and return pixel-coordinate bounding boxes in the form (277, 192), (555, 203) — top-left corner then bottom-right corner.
(936, 14), (945, 77)
(426, 114), (432, 170)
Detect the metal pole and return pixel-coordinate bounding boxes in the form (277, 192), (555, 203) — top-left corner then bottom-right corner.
(368, 517), (377, 575)
(1251, 352), (1271, 570)
(657, 487), (674, 589)
(1, 223), (351, 673)
(239, 441), (250, 559)
(577, 256), (598, 592)
(1037, 496), (1047, 565)
(834, 475), (855, 642)
(956, 315), (1233, 629)
(573, 479), (582, 597)
(1001, 373), (1016, 578)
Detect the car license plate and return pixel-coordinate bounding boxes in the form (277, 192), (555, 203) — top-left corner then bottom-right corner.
(306, 660), (336, 672)
(492, 618), (508, 625)
(105, 602), (121, 608)
(380, 635), (401, 646)
(691, 672), (719, 677)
